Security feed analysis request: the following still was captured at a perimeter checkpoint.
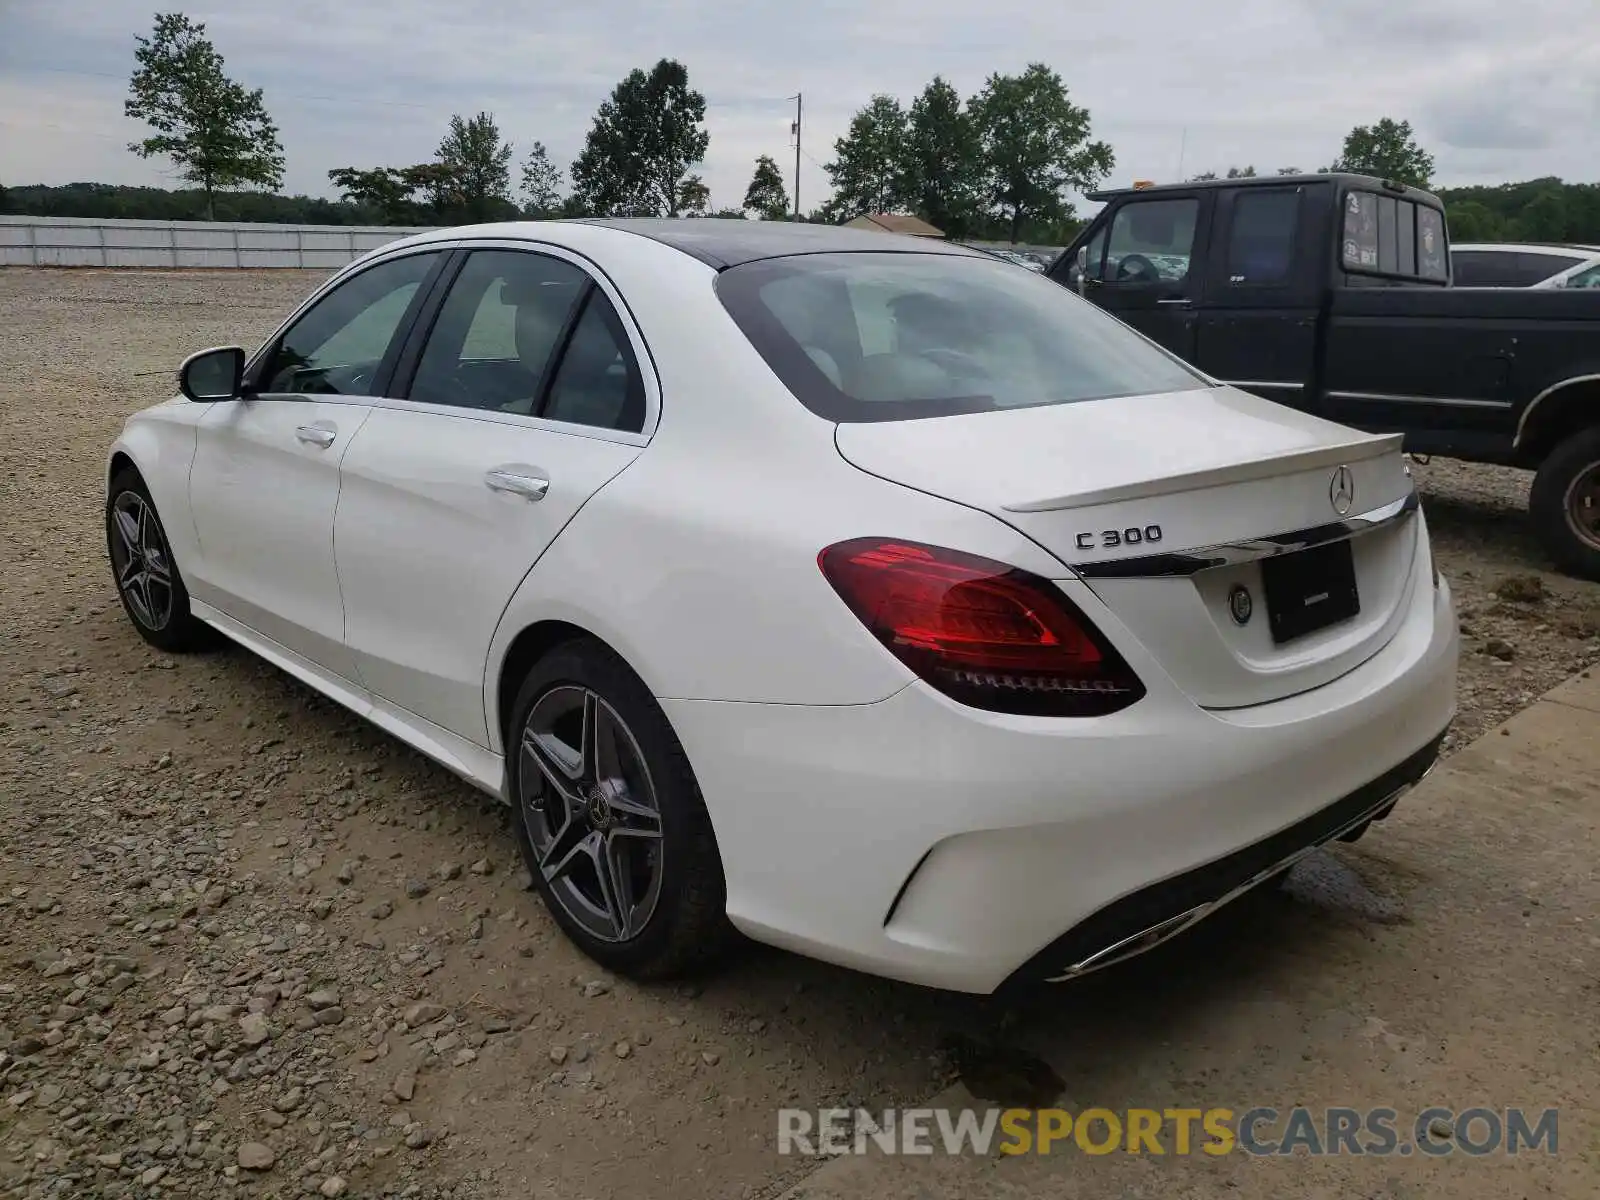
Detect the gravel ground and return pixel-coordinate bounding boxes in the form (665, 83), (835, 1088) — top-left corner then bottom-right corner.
(1, 268), (1597, 1200)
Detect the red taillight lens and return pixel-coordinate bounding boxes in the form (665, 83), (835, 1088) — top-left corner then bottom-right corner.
(818, 538), (1144, 717)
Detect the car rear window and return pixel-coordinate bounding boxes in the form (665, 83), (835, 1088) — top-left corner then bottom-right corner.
(715, 251), (1209, 423)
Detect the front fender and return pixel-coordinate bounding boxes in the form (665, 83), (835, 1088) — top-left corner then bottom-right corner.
(106, 398), (210, 578)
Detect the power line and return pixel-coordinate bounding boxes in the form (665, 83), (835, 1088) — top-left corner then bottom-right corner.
(0, 118), (125, 142)
(18, 62), (798, 116)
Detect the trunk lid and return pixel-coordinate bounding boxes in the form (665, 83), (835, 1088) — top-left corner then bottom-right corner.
(834, 386), (1422, 709)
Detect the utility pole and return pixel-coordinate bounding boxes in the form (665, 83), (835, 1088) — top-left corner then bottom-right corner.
(791, 93), (802, 221)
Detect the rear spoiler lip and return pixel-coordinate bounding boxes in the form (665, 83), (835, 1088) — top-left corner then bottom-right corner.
(1002, 431), (1405, 513)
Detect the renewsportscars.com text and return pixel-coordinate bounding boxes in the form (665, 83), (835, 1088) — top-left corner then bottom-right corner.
(777, 1105), (1560, 1157)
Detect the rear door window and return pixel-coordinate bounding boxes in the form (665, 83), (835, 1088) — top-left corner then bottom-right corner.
(1452, 251), (1524, 286)
(1518, 252), (1585, 283)
(1225, 190), (1299, 286)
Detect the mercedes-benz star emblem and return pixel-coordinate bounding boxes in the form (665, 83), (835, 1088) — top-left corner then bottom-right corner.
(1329, 464), (1356, 516)
(1228, 584), (1253, 626)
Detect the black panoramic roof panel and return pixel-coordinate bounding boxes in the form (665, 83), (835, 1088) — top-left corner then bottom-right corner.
(577, 217), (982, 269)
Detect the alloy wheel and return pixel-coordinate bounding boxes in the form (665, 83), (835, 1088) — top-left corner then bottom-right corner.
(1564, 461), (1600, 551)
(109, 491), (175, 631)
(518, 685), (665, 943)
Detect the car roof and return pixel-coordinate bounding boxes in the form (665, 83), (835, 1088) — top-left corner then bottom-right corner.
(1452, 242), (1600, 257)
(1086, 172), (1442, 207)
(574, 217), (983, 269)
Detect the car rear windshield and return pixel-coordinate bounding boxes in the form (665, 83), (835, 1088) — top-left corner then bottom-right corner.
(715, 251), (1209, 422)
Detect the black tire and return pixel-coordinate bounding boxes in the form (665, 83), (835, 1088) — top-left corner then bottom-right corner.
(507, 637), (734, 979)
(1529, 426), (1600, 582)
(105, 467), (212, 653)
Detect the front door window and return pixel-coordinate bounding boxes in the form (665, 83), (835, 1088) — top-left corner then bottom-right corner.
(258, 252), (441, 396)
(1103, 199), (1199, 286)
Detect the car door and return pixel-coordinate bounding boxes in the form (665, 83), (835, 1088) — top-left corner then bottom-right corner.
(1080, 192), (1210, 360)
(334, 244), (653, 745)
(1193, 184), (1319, 409)
(186, 248), (447, 681)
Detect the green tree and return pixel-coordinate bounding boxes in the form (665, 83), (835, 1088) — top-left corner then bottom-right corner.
(900, 76), (982, 237)
(1442, 199), (1503, 242)
(1277, 166), (1301, 176)
(826, 94), (908, 218)
(124, 12), (284, 220)
(969, 64), (1113, 244)
(1226, 165), (1257, 179)
(436, 112), (513, 222)
(398, 161), (465, 216)
(519, 141), (562, 218)
(1330, 118), (1435, 190)
(743, 155), (790, 220)
(571, 59), (709, 217)
(327, 167), (416, 223)
(678, 174), (711, 215)
(1189, 171), (1218, 181)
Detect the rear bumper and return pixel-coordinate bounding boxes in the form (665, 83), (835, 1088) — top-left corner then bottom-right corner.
(995, 730), (1442, 992)
(663, 573), (1457, 995)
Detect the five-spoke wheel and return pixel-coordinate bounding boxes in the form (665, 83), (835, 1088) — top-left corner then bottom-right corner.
(105, 468), (207, 652)
(520, 685), (665, 943)
(508, 638), (732, 978)
(109, 489), (175, 631)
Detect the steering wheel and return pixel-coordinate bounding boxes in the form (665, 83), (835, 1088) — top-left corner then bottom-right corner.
(1115, 253), (1161, 284)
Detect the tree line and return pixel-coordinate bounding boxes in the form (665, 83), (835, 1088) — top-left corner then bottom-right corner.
(4, 12), (1598, 248)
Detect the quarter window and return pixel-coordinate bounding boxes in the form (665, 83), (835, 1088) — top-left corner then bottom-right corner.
(1226, 190), (1298, 286)
(1103, 199), (1198, 285)
(260, 252), (439, 395)
(1565, 263), (1600, 289)
(540, 291), (647, 434)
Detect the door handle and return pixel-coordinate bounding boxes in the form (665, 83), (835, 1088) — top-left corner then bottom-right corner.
(1157, 298), (1193, 307)
(484, 468), (549, 501)
(295, 423), (337, 448)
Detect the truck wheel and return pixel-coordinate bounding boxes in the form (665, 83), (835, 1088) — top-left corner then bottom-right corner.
(1530, 426), (1600, 582)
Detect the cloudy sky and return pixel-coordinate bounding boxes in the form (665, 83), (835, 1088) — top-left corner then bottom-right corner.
(2, 0), (1596, 214)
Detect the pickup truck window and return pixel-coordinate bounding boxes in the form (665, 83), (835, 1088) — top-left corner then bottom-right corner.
(1417, 207), (1448, 280)
(1342, 191), (1449, 281)
(1228, 191), (1298, 286)
(1103, 198), (1197, 285)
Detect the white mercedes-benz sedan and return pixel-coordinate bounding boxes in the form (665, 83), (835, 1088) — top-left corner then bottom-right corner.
(105, 219), (1458, 994)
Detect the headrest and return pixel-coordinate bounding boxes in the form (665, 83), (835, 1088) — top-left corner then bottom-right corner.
(500, 276), (580, 308)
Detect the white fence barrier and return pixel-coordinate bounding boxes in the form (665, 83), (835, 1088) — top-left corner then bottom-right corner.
(0, 215), (437, 269)
(0, 215), (1063, 270)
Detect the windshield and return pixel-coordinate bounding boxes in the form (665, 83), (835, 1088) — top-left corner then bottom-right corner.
(716, 251), (1209, 423)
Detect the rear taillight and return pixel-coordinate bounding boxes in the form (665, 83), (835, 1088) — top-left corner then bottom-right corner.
(818, 538), (1144, 717)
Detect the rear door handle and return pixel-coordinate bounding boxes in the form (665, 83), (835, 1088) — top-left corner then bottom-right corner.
(484, 468), (549, 501)
(295, 422), (337, 448)
(1157, 298), (1193, 307)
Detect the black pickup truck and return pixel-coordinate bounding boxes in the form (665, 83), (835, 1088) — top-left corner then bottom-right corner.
(1050, 173), (1600, 580)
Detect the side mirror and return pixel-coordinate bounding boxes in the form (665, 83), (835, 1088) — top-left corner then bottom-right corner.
(178, 346), (246, 402)
(1075, 246), (1089, 295)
